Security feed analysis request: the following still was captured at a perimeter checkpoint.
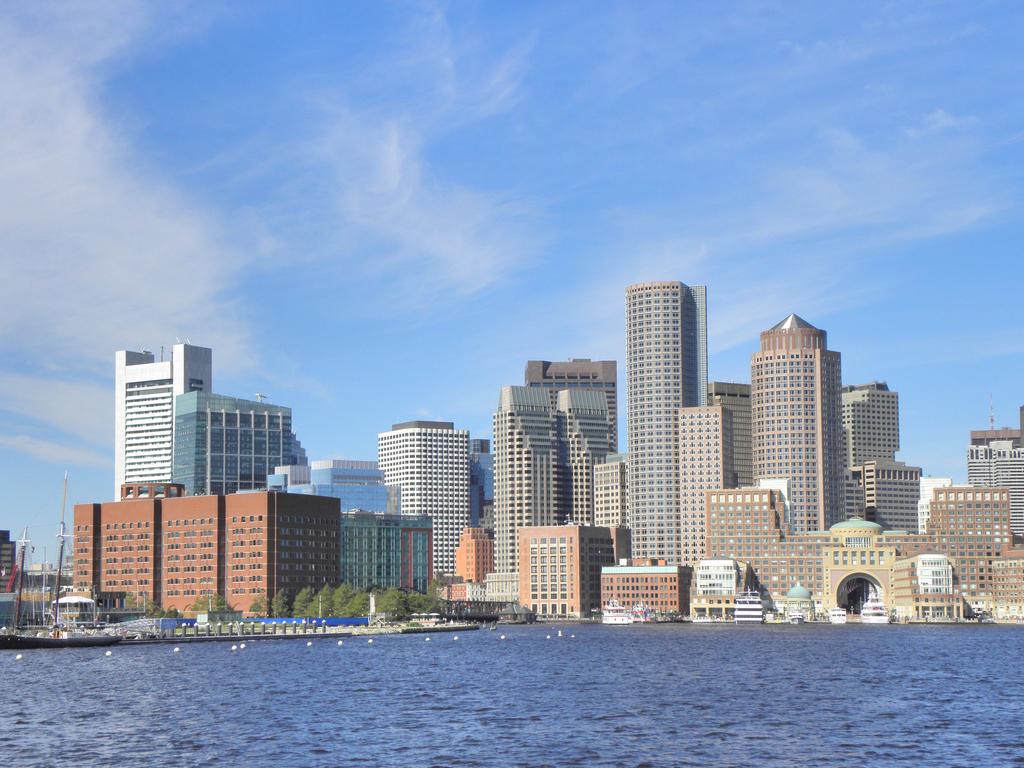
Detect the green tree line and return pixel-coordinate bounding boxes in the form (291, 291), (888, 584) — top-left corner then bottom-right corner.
(248, 582), (443, 620)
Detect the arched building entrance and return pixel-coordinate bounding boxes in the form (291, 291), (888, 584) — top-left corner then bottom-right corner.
(836, 573), (883, 614)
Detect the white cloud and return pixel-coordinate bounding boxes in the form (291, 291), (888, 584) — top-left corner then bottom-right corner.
(0, 4), (253, 374)
(906, 108), (979, 139)
(0, 434), (107, 469)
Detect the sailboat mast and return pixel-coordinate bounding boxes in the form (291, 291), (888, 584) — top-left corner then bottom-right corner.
(13, 528), (29, 630)
(51, 472), (69, 632)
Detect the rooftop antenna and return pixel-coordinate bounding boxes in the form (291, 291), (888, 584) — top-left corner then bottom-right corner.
(255, 393), (268, 403)
(989, 394), (996, 431)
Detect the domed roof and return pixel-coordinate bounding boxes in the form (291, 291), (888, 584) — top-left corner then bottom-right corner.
(786, 583), (812, 600)
(830, 517), (883, 532)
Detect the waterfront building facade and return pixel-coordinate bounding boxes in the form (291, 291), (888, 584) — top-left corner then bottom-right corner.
(492, 387), (613, 576)
(704, 485), (1013, 616)
(751, 315), (844, 533)
(469, 439), (494, 529)
(891, 554), (961, 621)
(338, 512), (433, 593)
(708, 382), (753, 487)
(678, 405), (735, 565)
(918, 476), (953, 533)
(594, 453), (629, 529)
(625, 281), (708, 563)
(377, 421), (470, 576)
(841, 382), (900, 466)
(689, 558), (749, 619)
(849, 459), (922, 532)
(455, 527), (494, 584)
(114, 343), (212, 497)
(73, 490), (340, 615)
(600, 559), (692, 616)
(968, 429), (1024, 536)
(517, 524), (630, 618)
(525, 359), (619, 450)
(268, 459), (394, 514)
(993, 550), (1024, 620)
(172, 392), (305, 497)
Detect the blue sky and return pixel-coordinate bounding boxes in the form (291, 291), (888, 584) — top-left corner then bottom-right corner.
(2, 1), (1023, 539)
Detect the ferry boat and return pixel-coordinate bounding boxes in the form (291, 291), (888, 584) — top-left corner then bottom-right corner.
(734, 591), (765, 624)
(828, 607), (848, 624)
(860, 598), (891, 624)
(787, 612), (806, 624)
(601, 600), (632, 625)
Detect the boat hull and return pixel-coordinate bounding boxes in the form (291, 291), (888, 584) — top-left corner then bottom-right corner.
(0, 634), (123, 650)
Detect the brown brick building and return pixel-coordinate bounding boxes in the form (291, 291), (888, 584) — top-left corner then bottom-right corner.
(74, 491), (340, 614)
(454, 527), (494, 583)
(601, 559), (692, 616)
(517, 525), (630, 618)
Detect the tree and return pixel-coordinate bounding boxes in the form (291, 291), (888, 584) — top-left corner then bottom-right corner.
(375, 588), (407, 619)
(125, 593), (162, 617)
(331, 583), (357, 616)
(339, 592), (369, 617)
(291, 586), (315, 618)
(271, 590), (291, 618)
(314, 584), (334, 618)
(189, 593), (233, 614)
(249, 592), (268, 616)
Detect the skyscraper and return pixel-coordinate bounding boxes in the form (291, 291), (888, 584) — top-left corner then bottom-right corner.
(492, 387), (613, 575)
(377, 421), (470, 576)
(841, 382), (900, 466)
(469, 439), (494, 529)
(751, 314), (843, 533)
(968, 427), (1024, 537)
(849, 459), (922, 532)
(708, 381), (753, 487)
(678, 405), (735, 564)
(114, 343), (212, 497)
(172, 391), (305, 496)
(625, 281), (708, 563)
(525, 359), (618, 449)
(594, 453), (629, 529)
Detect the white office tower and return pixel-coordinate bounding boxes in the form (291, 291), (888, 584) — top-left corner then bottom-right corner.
(594, 453), (629, 529)
(114, 343), (212, 497)
(377, 421), (470, 575)
(918, 477), (953, 533)
(492, 386), (613, 575)
(625, 281), (708, 563)
(968, 438), (1024, 536)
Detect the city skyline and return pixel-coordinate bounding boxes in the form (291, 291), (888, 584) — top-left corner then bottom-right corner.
(3, 3), (1024, 539)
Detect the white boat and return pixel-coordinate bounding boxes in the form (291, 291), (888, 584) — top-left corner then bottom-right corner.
(630, 602), (655, 623)
(828, 607), (848, 624)
(692, 615), (715, 624)
(734, 590), (764, 624)
(860, 598), (891, 624)
(601, 600), (632, 625)
(787, 612), (806, 624)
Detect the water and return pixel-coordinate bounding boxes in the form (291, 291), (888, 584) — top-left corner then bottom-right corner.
(2, 623), (1022, 767)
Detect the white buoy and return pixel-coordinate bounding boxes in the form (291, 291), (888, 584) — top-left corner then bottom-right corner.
(558, 630), (563, 637)
(105, 650), (112, 656)
(173, 647), (180, 653)
(453, 635), (459, 641)
(500, 634), (506, 640)
(306, 641), (313, 647)
(239, 643), (246, 650)
(15, 654), (23, 660)
(570, 634), (575, 638)
(231, 645), (238, 651)
(367, 638), (374, 644)
(337, 640), (344, 646)
(425, 637), (431, 641)
(546, 635), (551, 639)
